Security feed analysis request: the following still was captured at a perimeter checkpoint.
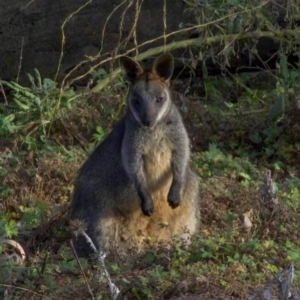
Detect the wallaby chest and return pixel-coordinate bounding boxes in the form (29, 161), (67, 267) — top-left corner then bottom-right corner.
(140, 125), (173, 185)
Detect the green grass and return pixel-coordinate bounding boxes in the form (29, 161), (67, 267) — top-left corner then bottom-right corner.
(1, 66), (300, 299)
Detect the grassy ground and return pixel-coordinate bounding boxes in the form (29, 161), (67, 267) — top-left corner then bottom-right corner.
(0, 69), (300, 299)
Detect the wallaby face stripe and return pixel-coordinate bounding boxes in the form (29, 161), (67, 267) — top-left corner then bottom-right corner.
(156, 89), (171, 123)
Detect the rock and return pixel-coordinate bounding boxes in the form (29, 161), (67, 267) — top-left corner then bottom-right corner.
(0, 0), (187, 84)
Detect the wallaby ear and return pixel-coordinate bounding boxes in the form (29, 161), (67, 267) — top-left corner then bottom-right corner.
(120, 56), (144, 84)
(152, 53), (174, 83)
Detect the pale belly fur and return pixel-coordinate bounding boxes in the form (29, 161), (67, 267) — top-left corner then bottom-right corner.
(97, 133), (197, 252)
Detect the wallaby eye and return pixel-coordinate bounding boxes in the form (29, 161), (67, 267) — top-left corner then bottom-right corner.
(156, 96), (163, 103)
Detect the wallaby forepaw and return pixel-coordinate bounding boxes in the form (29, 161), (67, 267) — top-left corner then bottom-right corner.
(168, 197), (180, 208)
(168, 189), (181, 209)
(142, 200), (154, 216)
(168, 181), (182, 208)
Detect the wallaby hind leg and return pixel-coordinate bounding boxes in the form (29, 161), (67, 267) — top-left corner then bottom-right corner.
(96, 204), (152, 253)
(168, 169), (200, 243)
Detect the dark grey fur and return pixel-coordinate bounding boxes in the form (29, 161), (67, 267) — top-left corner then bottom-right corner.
(71, 53), (200, 256)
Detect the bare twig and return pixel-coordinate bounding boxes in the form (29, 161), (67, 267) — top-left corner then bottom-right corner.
(221, 108), (267, 117)
(116, 0), (135, 55)
(54, 0), (93, 82)
(0, 81), (8, 105)
(163, 0), (167, 51)
(16, 37), (24, 83)
(21, 0), (38, 10)
(80, 230), (120, 300)
(0, 284), (43, 298)
(70, 220), (120, 300)
(131, 0), (144, 58)
(99, 0), (128, 57)
(70, 239), (95, 300)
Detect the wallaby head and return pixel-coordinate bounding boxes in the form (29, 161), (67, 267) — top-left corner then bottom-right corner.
(120, 53), (174, 128)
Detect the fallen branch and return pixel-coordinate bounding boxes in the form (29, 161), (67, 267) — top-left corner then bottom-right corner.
(70, 239), (96, 300)
(80, 230), (120, 300)
(249, 264), (299, 300)
(90, 27), (300, 93)
(70, 219), (120, 300)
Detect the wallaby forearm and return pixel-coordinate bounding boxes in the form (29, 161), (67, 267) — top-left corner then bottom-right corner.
(127, 164), (154, 216)
(168, 126), (189, 208)
(171, 130), (189, 183)
(122, 136), (154, 216)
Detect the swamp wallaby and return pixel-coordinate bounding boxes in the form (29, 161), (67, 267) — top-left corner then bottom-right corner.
(71, 53), (200, 256)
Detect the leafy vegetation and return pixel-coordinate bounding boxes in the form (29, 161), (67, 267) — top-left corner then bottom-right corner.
(1, 58), (300, 298)
(1, 70), (76, 145)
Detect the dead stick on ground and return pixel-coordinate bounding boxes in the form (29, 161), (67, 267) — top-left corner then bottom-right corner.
(70, 239), (96, 300)
(0, 284), (43, 298)
(80, 230), (120, 300)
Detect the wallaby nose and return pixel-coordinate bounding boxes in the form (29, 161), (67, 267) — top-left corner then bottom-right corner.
(142, 110), (156, 128)
(141, 114), (152, 127)
(144, 120), (151, 127)
(143, 118), (156, 128)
